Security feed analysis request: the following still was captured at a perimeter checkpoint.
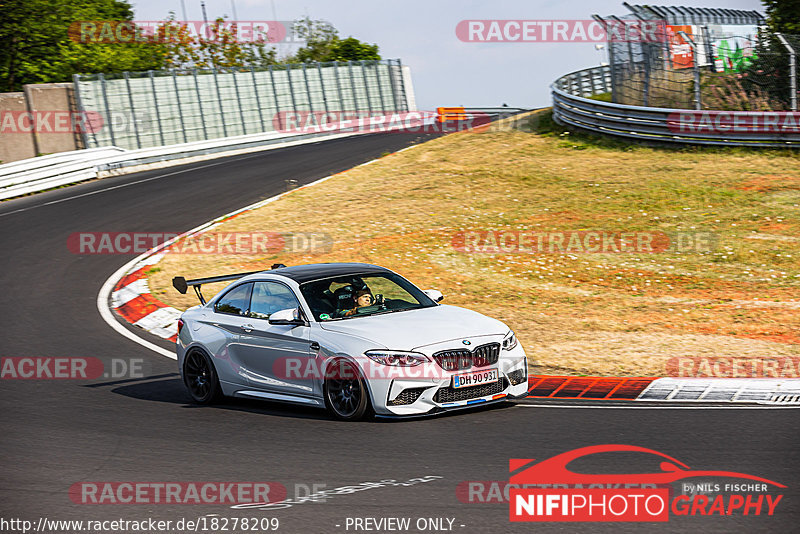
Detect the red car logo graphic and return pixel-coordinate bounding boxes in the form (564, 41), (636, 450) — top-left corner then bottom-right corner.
(510, 444), (786, 487)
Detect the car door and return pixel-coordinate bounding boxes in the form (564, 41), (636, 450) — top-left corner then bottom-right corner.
(209, 282), (254, 386)
(237, 281), (316, 397)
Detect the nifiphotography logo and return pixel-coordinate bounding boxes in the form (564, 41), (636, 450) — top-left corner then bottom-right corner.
(508, 445), (785, 522)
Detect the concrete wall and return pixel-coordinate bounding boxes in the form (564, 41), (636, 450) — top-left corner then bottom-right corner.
(0, 92), (37, 163)
(24, 83), (83, 156)
(0, 83), (82, 164)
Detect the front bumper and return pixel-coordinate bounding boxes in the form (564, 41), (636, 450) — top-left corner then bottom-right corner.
(371, 344), (529, 416)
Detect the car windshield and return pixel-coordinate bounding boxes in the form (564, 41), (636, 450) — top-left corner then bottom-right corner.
(299, 272), (436, 321)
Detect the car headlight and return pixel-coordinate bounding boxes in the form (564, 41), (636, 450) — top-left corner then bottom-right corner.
(365, 350), (430, 367)
(502, 331), (518, 351)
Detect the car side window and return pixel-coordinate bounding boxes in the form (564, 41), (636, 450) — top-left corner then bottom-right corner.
(214, 283), (253, 316)
(249, 281), (301, 320)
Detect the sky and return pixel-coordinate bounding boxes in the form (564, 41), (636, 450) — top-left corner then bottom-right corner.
(128, 0), (765, 110)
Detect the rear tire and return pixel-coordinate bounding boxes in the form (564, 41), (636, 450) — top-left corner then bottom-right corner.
(183, 350), (222, 404)
(324, 359), (371, 421)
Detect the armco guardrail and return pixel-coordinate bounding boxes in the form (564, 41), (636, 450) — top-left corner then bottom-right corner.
(0, 129), (360, 201)
(552, 65), (800, 148)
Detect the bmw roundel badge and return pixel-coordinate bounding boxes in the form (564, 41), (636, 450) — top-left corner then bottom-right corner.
(462, 340), (471, 345)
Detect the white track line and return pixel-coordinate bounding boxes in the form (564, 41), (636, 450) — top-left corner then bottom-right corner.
(0, 152), (267, 218)
(97, 144), (423, 360)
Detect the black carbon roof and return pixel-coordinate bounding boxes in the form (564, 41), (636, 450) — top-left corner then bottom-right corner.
(270, 263), (392, 284)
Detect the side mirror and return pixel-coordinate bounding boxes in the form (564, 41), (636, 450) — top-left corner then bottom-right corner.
(268, 307), (305, 326)
(423, 289), (444, 303)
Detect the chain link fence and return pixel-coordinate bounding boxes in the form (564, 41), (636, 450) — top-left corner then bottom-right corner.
(596, 16), (798, 111)
(73, 59), (410, 150)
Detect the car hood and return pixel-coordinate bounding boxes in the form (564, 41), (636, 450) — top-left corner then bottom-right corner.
(317, 304), (508, 351)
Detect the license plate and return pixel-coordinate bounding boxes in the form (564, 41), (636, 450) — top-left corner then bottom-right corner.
(452, 368), (499, 389)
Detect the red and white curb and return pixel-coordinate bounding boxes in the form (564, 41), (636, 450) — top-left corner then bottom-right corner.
(525, 376), (800, 405)
(110, 253), (181, 344)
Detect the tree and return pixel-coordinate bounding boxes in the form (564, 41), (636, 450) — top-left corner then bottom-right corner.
(761, 0), (800, 34)
(155, 15), (278, 70)
(328, 37), (380, 62)
(731, 1), (800, 109)
(288, 17), (380, 63)
(0, 6), (379, 90)
(0, 0), (163, 91)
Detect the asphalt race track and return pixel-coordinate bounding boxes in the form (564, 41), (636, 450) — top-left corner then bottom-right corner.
(1, 133), (798, 533)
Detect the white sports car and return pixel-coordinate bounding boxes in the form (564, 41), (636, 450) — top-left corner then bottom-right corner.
(173, 263), (529, 420)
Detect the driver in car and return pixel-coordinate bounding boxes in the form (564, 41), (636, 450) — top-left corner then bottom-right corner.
(341, 289), (375, 317)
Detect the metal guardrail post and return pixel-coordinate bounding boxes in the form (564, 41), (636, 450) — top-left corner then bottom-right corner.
(72, 74), (93, 149)
(776, 33), (797, 111)
(592, 15), (616, 102)
(98, 73), (116, 147)
(641, 38), (650, 106)
(701, 26), (715, 72)
(212, 68), (228, 137)
(360, 60), (373, 113)
(374, 60), (387, 110)
(347, 61), (358, 110)
(191, 69), (208, 140)
(317, 62), (330, 115)
(268, 65), (282, 131)
(149, 71), (166, 146)
(287, 65), (299, 120)
(610, 15), (635, 102)
(332, 61), (345, 112)
(301, 63), (313, 117)
(123, 72), (142, 149)
(678, 31), (701, 110)
(231, 69), (248, 134)
(396, 59), (409, 111)
(386, 59), (400, 111)
(172, 70), (190, 143)
(250, 67), (266, 132)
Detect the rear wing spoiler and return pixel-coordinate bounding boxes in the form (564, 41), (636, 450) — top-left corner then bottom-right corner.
(172, 264), (286, 305)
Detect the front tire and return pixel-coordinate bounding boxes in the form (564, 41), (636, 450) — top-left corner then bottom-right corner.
(324, 359), (371, 421)
(183, 349), (222, 404)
